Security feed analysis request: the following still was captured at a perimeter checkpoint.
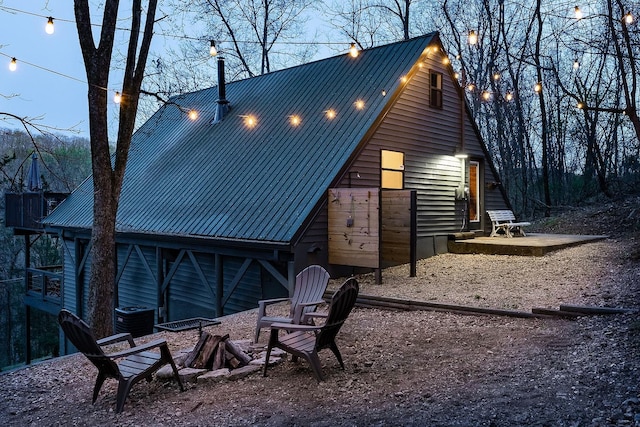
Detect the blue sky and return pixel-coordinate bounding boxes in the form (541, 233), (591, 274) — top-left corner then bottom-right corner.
(0, 1), (91, 136)
(0, 2), (339, 141)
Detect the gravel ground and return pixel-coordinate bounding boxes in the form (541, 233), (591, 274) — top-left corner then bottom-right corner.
(1, 203), (640, 426)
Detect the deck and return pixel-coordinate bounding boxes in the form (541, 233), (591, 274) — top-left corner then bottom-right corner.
(447, 233), (608, 256)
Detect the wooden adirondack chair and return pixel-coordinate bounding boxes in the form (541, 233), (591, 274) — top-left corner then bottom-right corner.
(263, 277), (359, 382)
(254, 264), (330, 343)
(57, 309), (184, 414)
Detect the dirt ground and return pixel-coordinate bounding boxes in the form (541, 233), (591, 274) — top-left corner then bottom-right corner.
(1, 198), (640, 426)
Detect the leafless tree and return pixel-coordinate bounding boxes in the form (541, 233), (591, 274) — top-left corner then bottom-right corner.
(74, 0), (158, 337)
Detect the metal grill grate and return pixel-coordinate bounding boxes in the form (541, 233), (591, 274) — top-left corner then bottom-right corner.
(155, 317), (220, 332)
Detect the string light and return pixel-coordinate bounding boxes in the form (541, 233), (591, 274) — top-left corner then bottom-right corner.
(114, 91), (122, 104)
(209, 40), (217, 57)
(381, 89), (387, 96)
(574, 6), (583, 20)
(325, 109), (337, 119)
(289, 115), (301, 127)
(45, 16), (54, 34)
(468, 30), (478, 46)
(624, 12), (634, 24)
(493, 72), (501, 81)
(482, 91), (491, 101)
(354, 99), (365, 110)
(349, 43), (359, 58)
(242, 115), (257, 129)
(188, 110), (198, 120)
(9, 57), (17, 71)
(577, 102), (585, 109)
(573, 59), (580, 69)
(505, 92), (514, 102)
(534, 82), (542, 93)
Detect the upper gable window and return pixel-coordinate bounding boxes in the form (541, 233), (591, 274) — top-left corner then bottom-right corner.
(430, 71), (443, 109)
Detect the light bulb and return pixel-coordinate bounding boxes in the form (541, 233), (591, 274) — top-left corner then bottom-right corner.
(482, 91), (491, 101)
(243, 115), (257, 128)
(493, 72), (501, 81)
(188, 110), (198, 121)
(574, 6), (583, 20)
(46, 17), (54, 34)
(289, 115), (301, 127)
(209, 40), (217, 57)
(468, 30), (478, 46)
(624, 12), (634, 24)
(349, 43), (359, 58)
(354, 99), (365, 110)
(573, 60), (580, 69)
(9, 58), (17, 71)
(505, 92), (514, 101)
(325, 109), (336, 120)
(577, 102), (585, 109)
(114, 91), (122, 104)
(534, 82), (542, 93)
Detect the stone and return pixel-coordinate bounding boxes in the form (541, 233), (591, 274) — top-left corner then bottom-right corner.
(227, 365), (261, 380)
(250, 356), (282, 366)
(177, 367), (208, 383)
(197, 368), (230, 382)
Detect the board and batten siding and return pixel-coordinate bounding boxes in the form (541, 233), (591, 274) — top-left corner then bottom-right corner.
(116, 244), (159, 320)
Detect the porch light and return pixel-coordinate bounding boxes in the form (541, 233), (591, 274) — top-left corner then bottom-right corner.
(45, 17), (55, 35)
(454, 149), (468, 159)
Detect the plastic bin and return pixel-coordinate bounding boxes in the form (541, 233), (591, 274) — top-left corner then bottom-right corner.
(115, 306), (155, 338)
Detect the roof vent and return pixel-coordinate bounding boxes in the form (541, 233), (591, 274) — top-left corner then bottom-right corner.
(212, 56), (230, 124)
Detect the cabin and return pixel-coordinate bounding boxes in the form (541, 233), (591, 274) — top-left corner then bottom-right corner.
(43, 33), (511, 329)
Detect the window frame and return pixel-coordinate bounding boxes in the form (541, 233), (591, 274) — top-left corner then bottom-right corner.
(429, 70), (443, 109)
(381, 149), (405, 189)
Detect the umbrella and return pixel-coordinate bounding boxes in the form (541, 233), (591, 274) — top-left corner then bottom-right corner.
(27, 153), (42, 192)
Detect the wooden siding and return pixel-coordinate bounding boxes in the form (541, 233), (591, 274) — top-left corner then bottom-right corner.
(116, 244), (159, 319)
(166, 251), (216, 321)
(328, 188), (380, 268)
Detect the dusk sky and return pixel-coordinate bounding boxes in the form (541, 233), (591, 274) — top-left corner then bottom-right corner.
(0, 1), (92, 136)
(0, 1), (337, 141)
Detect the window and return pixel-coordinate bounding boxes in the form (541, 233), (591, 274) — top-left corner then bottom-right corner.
(381, 150), (404, 189)
(430, 71), (443, 109)
(469, 161), (480, 222)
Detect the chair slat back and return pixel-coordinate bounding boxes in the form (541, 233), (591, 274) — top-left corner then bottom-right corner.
(290, 265), (330, 317)
(316, 278), (359, 350)
(58, 309), (120, 377)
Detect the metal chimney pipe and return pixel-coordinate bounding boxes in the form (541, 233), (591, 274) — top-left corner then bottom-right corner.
(212, 56), (230, 124)
(217, 56), (227, 104)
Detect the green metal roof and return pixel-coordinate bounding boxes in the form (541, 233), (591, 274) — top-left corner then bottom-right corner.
(44, 33), (438, 243)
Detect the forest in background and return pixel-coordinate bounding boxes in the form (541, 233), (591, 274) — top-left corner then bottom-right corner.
(0, 129), (91, 369)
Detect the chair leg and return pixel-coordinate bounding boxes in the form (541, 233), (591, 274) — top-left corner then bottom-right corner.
(329, 342), (345, 370)
(115, 378), (135, 414)
(93, 372), (106, 403)
(254, 325), (261, 343)
(161, 345), (185, 391)
(263, 329), (277, 377)
(306, 351), (324, 382)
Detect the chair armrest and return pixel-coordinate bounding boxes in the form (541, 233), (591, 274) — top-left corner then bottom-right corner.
(97, 332), (135, 348)
(258, 297), (290, 307)
(297, 300), (326, 308)
(270, 322), (321, 332)
(106, 339), (169, 359)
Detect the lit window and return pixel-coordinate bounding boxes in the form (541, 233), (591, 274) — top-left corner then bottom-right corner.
(381, 150), (404, 189)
